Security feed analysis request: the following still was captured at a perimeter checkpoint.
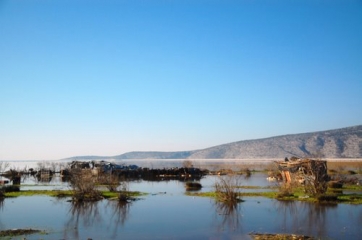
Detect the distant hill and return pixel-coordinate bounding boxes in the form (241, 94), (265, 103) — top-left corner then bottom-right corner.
(186, 125), (362, 159)
(65, 125), (362, 160)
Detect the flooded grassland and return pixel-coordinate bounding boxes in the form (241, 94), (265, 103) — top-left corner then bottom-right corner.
(0, 159), (361, 240)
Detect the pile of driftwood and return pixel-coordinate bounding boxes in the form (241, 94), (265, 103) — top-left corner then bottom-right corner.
(277, 158), (329, 195)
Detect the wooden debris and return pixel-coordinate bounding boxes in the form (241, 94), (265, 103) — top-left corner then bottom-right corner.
(276, 158), (329, 195)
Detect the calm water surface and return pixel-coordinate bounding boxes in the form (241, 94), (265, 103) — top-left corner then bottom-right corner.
(1, 160), (361, 239)
(1, 175), (361, 240)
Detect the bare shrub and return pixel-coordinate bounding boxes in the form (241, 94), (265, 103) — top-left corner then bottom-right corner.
(0, 161), (10, 174)
(214, 175), (242, 204)
(244, 168), (251, 178)
(69, 169), (102, 202)
(0, 161), (10, 197)
(98, 172), (120, 192)
(277, 181), (297, 198)
(118, 178), (130, 202)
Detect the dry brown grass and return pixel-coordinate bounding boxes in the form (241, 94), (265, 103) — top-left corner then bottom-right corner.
(327, 161), (362, 174)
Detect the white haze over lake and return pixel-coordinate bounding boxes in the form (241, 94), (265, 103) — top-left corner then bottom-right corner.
(1, 159), (277, 172)
(3, 158), (360, 172)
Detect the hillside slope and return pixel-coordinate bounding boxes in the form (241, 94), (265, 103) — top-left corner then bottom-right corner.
(187, 125), (362, 159)
(66, 125), (362, 160)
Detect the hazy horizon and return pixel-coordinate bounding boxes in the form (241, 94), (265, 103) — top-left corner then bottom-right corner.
(1, 1), (361, 160)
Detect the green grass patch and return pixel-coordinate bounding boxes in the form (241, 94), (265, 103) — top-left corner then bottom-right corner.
(4, 190), (146, 199)
(336, 194), (362, 204)
(100, 191), (146, 199)
(4, 190), (72, 197)
(186, 190), (362, 204)
(236, 185), (277, 189)
(340, 184), (362, 190)
(186, 191), (278, 199)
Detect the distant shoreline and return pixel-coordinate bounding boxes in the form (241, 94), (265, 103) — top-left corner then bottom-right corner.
(2, 158), (362, 162)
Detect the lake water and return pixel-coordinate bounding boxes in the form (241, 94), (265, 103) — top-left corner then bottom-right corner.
(0, 160), (361, 239)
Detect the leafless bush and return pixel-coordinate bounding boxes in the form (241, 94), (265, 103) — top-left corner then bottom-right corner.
(69, 169), (102, 202)
(118, 178), (130, 202)
(214, 174), (242, 204)
(244, 168), (251, 178)
(98, 172), (120, 192)
(98, 171), (131, 202)
(37, 161), (61, 173)
(0, 161), (10, 174)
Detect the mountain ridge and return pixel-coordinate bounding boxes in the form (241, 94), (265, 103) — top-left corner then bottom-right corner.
(65, 125), (362, 160)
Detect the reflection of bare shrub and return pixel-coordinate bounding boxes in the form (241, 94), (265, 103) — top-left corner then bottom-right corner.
(214, 201), (241, 231)
(64, 201), (101, 239)
(109, 201), (130, 226)
(69, 169), (102, 202)
(214, 175), (242, 204)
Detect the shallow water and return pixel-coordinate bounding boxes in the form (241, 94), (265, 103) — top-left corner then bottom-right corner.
(1, 160), (362, 239)
(0, 175), (361, 239)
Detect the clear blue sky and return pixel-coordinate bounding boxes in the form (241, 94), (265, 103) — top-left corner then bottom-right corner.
(1, 0), (361, 160)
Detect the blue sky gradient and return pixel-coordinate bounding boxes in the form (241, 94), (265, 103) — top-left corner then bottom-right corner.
(1, 0), (361, 160)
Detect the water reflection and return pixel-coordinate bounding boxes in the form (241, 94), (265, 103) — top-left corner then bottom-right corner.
(106, 201), (132, 239)
(214, 201), (242, 233)
(274, 200), (300, 232)
(64, 201), (102, 239)
(62, 199), (133, 240)
(273, 200), (340, 238)
(0, 198), (3, 211)
(301, 202), (336, 237)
